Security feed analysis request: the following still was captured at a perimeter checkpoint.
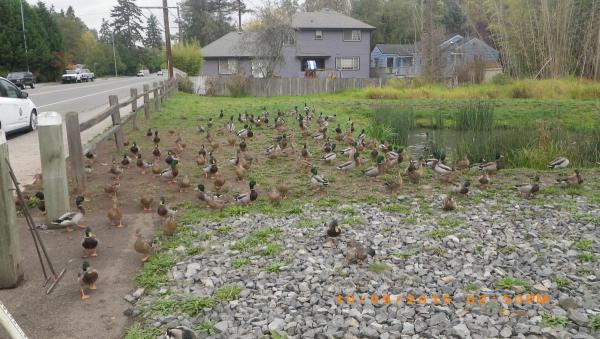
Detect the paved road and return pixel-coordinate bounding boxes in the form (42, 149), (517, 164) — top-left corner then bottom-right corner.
(6, 75), (166, 186)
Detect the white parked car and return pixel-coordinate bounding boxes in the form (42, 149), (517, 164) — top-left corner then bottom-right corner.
(137, 71), (145, 77)
(0, 77), (38, 133)
(157, 70), (164, 76)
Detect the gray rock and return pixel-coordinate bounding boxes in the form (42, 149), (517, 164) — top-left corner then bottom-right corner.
(558, 297), (580, 310)
(451, 323), (470, 338)
(268, 318), (285, 332)
(567, 309), (588, 326)
(500, 326), (512, 338)
(402, 322), (414, 335)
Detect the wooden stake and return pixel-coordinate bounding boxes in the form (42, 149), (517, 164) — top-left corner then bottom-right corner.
(109, 95), (124, 152)
(153, 82), (160, 112)
(143, 84), (150, 119)
(65, 112), (85, 194)
(130, 88), (139, 131)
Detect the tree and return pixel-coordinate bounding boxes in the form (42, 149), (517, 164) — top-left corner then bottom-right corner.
(111, 0), (144, 48)
(171, 41), (203, 75)
(181, 0), (233, 46)
(145, 14), (162, 48)
(99, 19), (113, 44)
(303, 0), (351, 14)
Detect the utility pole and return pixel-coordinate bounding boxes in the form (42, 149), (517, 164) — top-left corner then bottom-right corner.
(112, 32), (118, 77)
(163, 0), (174, 79)
(176, 5), (182, 42)
(238, 0), (242, 31)
(19, 0), (29, 72)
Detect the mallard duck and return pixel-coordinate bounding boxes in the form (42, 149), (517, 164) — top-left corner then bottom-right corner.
(479, 154), (504, 173)
(442, 195), (457, 211)
(234, 180), (258, 204)
(213, 174), (226, 191)
(321, 147), (337, 163)
(301, 143), (310, 159)
(268, 187), (282, 204)
(406, 159), (424, 183)
(134, 229), (154, 262)
(51, 196), (85, 232)
(146, 128), (153, 137)
(157, 196), (176, 217)
(363, 155), (385, 178)
(178, 174), (191, 192)
(109, 159), (123, 178)
(130, 142), (139, 155)
(78, 261), (98, 300)
(337, 152), (360, 171)
(326, 219), (341, 238)
(235, 163), (247, 181)
(478, 172), (491, 186)
(344, 240), (374, 265)
(310, 167), (328, 191)
(204, 163), (218, 178)
(166, 326), (199, 339)
(516, 175), (540, 198)
(430, 159), (453, 175)
(140, 194), (154, 211)
(121, 153), (131, 167)
(206, 194), (228, 210)
(556, 169), (583, 186)
(455, 154), (470, 170)
(107, 196), (123, 228)
(175, 134), (187, 151)
(165, 150), (174, 165)
(160, 159), (179, 183)
(548, 156), (569, 169)
(152, 144), (161, 159)
(34, 191), (46, 214)
(163, 214), (177, 236)
(85, 150), (96, 164)
(151, 162), (162, 174)
(383, 170), (403, 192)
(123, 136), (130, 147)
(136, 154), (153, 174)
(196, 184), (207, 203)
(451, 180), (471, 195)
(81, 226), (98, 257)
(340, 143), (357, 157)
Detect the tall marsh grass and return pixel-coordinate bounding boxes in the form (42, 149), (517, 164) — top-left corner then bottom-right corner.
(454, 100), (495, 131)
(371, 104), (416, 146)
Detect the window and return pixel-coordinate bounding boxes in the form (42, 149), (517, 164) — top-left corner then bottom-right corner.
(301, 58), (326, 71)
(0, 79), (20, 98)
(218, 58), (239, 75)
(335, 57), (360, 71)
(251, 60), (266, 78)
(283, 32), (295, 46)
(343, 30), (361, 41)
(386, 57), (394, 68)
(315, 30), (323, 40)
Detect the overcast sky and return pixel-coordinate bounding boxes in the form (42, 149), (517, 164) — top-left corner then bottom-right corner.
(30, 0), (262, 32)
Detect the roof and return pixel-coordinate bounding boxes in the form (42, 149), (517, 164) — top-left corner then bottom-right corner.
(373, 43), (418, 56)
(292, 9), (375, 30)
(201, 31), (258, 58)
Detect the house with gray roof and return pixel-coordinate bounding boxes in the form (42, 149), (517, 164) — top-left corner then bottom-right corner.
(201, 9), (375, 79)
(370, 35), (501, 80)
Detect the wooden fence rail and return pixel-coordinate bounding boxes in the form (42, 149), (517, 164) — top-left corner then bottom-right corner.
(65, 78), (179, 193)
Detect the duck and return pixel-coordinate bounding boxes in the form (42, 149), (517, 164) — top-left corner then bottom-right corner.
(406, 159), (424, 183)
(153, 130), (160, 144)
(516, 175), (540, 198)
(121, 153), (132, 167)
(81, 226), (99, 257)
(178, 174), (191, 192)
(109, 159), (123, 178)
(152, 144), (161, 159)
(123, 136), (130, 147)
(196, 184), (207, 203)
(344, 240), (374, 265)
(479, 154), (504, 173)
(51, 196), (85, 232)
(235, 162), (247, 181)
(136, 154), (152, 174)
(268, 187), (282, 204)
(478, 172), (491, 186)
(548, 156), (569, 169)
(204, 163), (218, 178)
(301, 143), (310, 159)
(157, 196), (177, 217)
(146, 128), (153, 137)
(32, 191), (45, 214)
(165, 150), (174, 165)
(326, 219), (341, 238)
(160, 159), (179, 183)
(430, 159), (453, 175)
(213, 174), (226, 191)
(140, 193), (154, 211)
(455, 154), (470, 170)
(321, 146), (337, 163)
(556, 169), (583, 186)
(134, 229), (154, 262)
(130, 142), (140, 155)
(337, 152), (360, 171)
(383, 170), (403, 192)
(78, 261), (98, 300)
(234, 180), (258, 204)
(206, 194), (228, 211)
(310, 167), (328, 191)
(166, 326), (199, 339)
(442, 195), (457, 211)
(151, 162), (162, 174)
(451, 180), (471, 196)
(85, 150), (97, 164)
(107, 196), (123, 228)
(363, 155), (385, 178)
(103, 181), (119, 196)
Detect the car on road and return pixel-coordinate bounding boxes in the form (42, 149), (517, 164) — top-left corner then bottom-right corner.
(157, 70), (164, 76)
(137, 71), (145, 77)
(80, 69), (95, 82)
(0, 77), (38, 134)
(62, 69), (82, 84)
(6, 72), (35, 89)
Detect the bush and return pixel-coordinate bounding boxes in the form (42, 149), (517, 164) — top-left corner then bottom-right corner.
(178, 76), (194, 94)
(491, 73), (513, 85)
(510, 83), (532, 98)
(171, 41), (203, 76)
(227, 74), (249, 97)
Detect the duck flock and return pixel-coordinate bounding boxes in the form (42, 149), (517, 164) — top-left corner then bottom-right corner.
(27, 103), (586, 338)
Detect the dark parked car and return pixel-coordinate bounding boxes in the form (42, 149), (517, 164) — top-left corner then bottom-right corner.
(6, 72), (35, 89)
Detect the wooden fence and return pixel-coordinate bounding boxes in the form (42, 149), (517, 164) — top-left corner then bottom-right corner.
(66, 78), (179, 193)
(194, 76), (392, 97)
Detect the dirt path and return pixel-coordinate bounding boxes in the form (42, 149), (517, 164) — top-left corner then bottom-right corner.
(0, 210), (154, 339)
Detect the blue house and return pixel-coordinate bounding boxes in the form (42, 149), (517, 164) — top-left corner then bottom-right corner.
(371, 35), (501, 80)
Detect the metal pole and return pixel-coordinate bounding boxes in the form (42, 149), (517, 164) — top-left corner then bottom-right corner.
(0, 302), (27, 339)
(19, 0), (29, 72)
(163, 0), (174, 79)
(112, 32), (118, 77)
(176, 5), (182, 42)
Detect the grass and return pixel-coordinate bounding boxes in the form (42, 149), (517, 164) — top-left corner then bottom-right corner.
(541, 314), (569, 327)
(181, 297), (215, 316)
(214, 284), (242, 302)
(197, 322), (217, 335)
(265, 262), (285, 273)
(134, 254), (177, 289)
(554, 276), (570, 288)
(368, 262), (390, 273)
(495, 277), (529, 290)
(575, 239), (594, 252)
(215, 225), (234, 235)
(464, 282), (479, 291)
(577, 253), (596, 262)
(232, 258), (251, 268)
(123, 324), (162, 339)
(426, 228), (454, 239)
(261, 243), (281, 256)
(381, 204), (411, 214)
(576, 267), (594, 276)
(436, 217), (462, 228)
(392, 249), (418, 259)
(295, 218), (321, 228)
(230, 227), (282, 253)
(497, 245), (517, 255)
(590, 314), (600, 331)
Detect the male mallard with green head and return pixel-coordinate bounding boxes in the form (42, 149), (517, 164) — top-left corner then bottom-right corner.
(363, 155), (385, 178)
(160, 159), (179, 183)
(81, 226), (98, 257)
(337, 152), (360, 171)
(157, 196), (177, 217)
(234, 180), (258, 205)
(479, 154), (504, 173)
(51, 196), (85, 232)
(310, 167), (328, 191)
(548, 156), (569, 169)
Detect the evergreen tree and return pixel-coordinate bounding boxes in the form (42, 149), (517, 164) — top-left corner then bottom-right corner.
(110, 0), (144, 48)
(181, 0), (233, 45)
(145, 14), (162, 48)
(99, 19), (113, 44)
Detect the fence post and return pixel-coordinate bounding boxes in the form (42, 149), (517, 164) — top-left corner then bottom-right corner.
(65, 112), (86, 194)
(143, 84), (150, 119)
(37, 112), (70, 222)
(153, 82), (160, 112)
(109, 95), (124, 152)
(0, 130), (23, 288)
(130, 88), (139, 131)
(159, 80), (165, 104)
